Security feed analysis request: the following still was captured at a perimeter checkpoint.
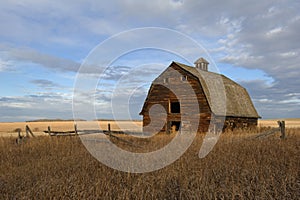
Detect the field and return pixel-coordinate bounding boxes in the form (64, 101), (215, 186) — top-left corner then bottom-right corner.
(258, 118), (300, 128)
(0, 120), (299, 199)
(0, 118), (299, 137)
(0, 120), (142, 137)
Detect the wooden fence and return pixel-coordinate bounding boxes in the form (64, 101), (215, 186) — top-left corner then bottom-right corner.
(44, 123), (127, 136)
(15, 125), (35, 144)
(254, 120), (286, 139)
(15, 121), (286, 145)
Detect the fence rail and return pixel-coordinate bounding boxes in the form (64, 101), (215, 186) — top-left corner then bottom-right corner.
(254, 120), (286, 139)
(15, 121), (286, 145)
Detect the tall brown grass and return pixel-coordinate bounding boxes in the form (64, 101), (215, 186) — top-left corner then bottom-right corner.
(0, 129), (299, 199)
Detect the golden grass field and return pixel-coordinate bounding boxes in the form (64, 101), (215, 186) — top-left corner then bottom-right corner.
(0, 120), (143, 137)
(0, 119), (299, 199)
(0, 118), (299, 137)
(258, 118), (300, 128)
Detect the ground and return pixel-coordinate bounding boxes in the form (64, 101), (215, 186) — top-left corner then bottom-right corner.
(0, 118), (299, 137)
(0, 120), (299, 199)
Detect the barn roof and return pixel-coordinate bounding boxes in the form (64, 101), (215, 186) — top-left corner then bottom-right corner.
(173, 62), (260, 118)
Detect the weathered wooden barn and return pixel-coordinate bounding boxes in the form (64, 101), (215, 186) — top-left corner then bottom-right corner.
(139, 58), (260, 133)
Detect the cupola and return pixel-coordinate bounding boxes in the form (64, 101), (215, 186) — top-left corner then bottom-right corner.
(194, 57), (209, 71)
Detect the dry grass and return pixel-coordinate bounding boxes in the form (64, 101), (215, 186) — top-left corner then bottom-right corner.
(0, 120), (142, 137)
(1, 118), (299, 137)
(0, 128), (299, 199)
(258, 118), (300, 128)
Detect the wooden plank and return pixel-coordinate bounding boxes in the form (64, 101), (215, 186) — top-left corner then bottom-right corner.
(43, 130), (76, 134)
(47, 126), (51, 136)
(278, 121), (286, 139)
(26, 125), (35, 137)
(254, 128), (280, 138)
(248, 121), (286, 139)
(74, 124), (78, 135)
(141, 67), (212, 133)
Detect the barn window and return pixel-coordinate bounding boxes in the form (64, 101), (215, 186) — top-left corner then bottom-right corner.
(164, 78), (169, 83)
(181, 75), (187, 81)
(170, 101), (180, 113)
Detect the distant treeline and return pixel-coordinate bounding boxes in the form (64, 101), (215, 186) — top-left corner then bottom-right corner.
(26, 119), (142, 122)
(94, 119), (142, 122)
(26, 119), (86, 122)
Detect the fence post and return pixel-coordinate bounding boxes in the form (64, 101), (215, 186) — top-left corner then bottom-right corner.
(279, 121), (286, 139)
(74, 124), (78, 135)
(48, 126), (51, 136)
(18, 128), (21, 138)
(108, 123), (111, 132)
(16, 128), (22, 144)
(26, 125), (35, 137)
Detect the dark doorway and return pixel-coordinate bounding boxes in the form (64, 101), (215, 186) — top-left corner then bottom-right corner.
(170, 121), (181, 133)
(170, 101), (180, 113)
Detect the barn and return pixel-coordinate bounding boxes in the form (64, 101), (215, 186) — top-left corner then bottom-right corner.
(139, 58), (260, 133)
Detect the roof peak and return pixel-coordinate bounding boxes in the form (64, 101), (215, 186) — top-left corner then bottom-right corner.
(194, 57), (209, 71)
(194, 57), (209, 64)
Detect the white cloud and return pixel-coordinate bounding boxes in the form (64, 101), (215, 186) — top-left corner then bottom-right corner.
(0, 93), (73, 121)
(1, 102), (32, 109)
(256, 99), (273, 103)
(279, 51), (298, 58)
(279, 98), (300, 104)
(0, 44), (80, 72)
(0, 59), (11, 72)
(266, 27), (283, 37)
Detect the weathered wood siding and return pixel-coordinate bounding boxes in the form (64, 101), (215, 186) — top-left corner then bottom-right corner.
(209, 115), (258, 132)
(141, 62), (259, 133)
(141, 63), (212, 133)
(224, 116), (258, 130)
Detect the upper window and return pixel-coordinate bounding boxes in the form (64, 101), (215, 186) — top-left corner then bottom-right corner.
(164, 78), (169, 83)
(181, 76), (187, 81)
(170, 101), (180, 113)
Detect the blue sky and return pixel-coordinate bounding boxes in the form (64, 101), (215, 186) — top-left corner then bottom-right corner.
(0, 0), (300, 122)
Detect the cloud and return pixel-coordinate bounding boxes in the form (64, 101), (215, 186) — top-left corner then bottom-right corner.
(0, 93), (73, 122)
(191, 0), (300, 118)
(0, 44), (80, 72)
(239, 79), (300, 119)
(215, 1), (300, 66)
(30, 79), (60, 89)
(100, 66), (132, 80)
(0, 1), (126, 48)
(0, 58), (14, 72)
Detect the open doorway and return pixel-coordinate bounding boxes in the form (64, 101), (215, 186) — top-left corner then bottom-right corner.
(169, 121), (181, 133)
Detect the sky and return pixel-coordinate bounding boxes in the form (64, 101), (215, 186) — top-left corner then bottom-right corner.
(0, 0), (299, 122)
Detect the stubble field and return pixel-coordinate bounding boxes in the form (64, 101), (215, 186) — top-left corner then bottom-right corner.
(0, 120), (299, 199)
(0, 118), (300, 137)
(0, 120), (142, 137)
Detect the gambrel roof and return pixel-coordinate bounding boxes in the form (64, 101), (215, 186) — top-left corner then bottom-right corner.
(174, 62), (260, 118)
(140, 62), (260, 118)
